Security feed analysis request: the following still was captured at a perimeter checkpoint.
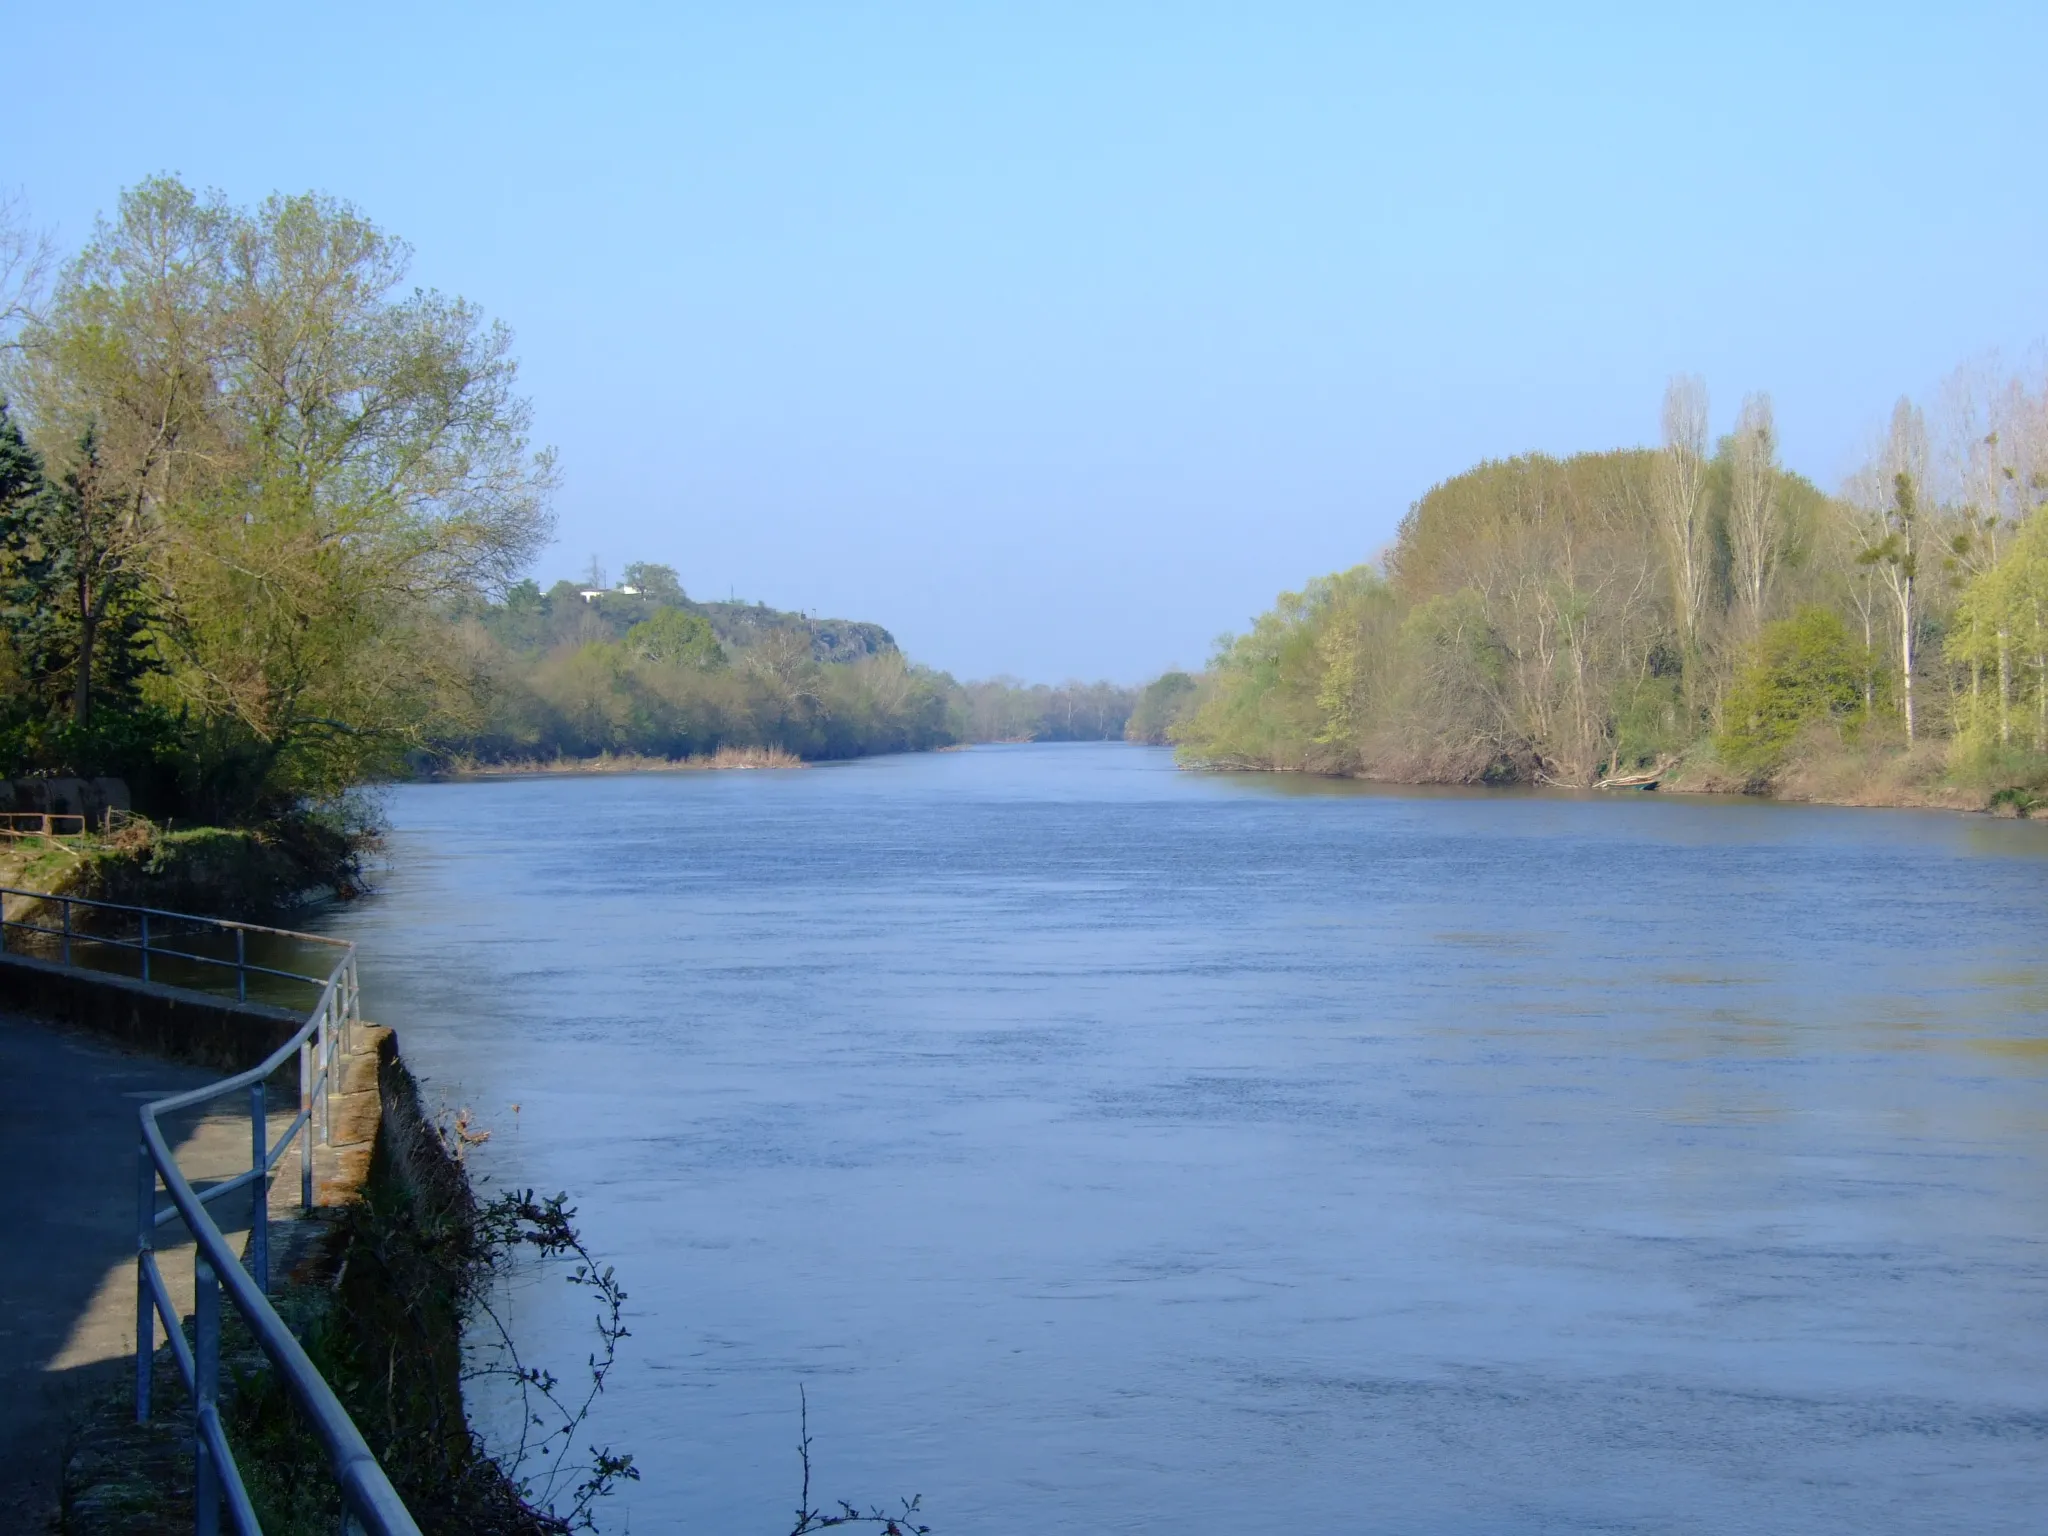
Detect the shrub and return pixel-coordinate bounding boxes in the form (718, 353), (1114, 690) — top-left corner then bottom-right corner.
(1717, 608), (1872, 776)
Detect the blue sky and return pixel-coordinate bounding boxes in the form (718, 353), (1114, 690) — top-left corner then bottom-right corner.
(7, 4), (2044, 680)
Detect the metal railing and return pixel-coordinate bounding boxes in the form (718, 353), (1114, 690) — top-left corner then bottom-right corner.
(0, 810), (89, 838)
(1, 887), (421, 1535)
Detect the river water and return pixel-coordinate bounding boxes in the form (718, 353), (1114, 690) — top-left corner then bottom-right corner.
(325, 743), (2048, 1534)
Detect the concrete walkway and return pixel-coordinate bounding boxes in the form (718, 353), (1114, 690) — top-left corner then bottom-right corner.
(0, 1009), (279, 1530)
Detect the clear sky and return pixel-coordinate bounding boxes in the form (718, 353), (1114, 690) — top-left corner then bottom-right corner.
(6, 3), (2045, 681)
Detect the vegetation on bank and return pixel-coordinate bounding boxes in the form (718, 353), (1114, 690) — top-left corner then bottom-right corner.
(1169, 368), (2048, 809)
(443, 563), (1140, 764)
(0, 181), (1138, 864)
(226, 1072), (634, 1536)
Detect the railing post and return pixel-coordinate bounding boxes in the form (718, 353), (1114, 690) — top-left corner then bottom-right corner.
(318, 994), (332, 1146)
(236, 928), (247, 1004)
(300, 1038), (315, 1209)
(61, 898), (72, 967)
(140, 911), (150, 983)
(135, 1142), (155, 1424)
(249, 1080), (269, 1293)
(193, 1255), (221, 1536)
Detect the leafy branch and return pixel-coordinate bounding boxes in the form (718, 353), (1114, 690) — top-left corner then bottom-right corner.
(465, 1187), (640, 1531)
(788, 1386), (931, 1536)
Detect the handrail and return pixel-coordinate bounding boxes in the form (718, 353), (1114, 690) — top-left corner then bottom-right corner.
(0, 884), (347, 1003)
(3, 887), (420, 1535)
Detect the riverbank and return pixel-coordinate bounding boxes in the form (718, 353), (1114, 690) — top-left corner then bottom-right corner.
(2, 900), (597, 1534)
(1182, 733), (2043, 817)
(434, 744), (805, 779)
(2, 814), (370, 927)
(1657, 736), (2020, 813)
(48, 1014), (576, 1534)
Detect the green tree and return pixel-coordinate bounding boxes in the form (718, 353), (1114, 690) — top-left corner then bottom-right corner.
(0, 406), (165, 770)
(1126, 671), (1200, 744)
(1716, 607), (1870, 774)
(622, 561), (684, 603)
(15, 178), (554, 809)
(621, 607), (724, 670)
(1949, 506), (2048, 759)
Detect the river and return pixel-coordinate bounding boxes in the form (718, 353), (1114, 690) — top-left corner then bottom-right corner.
(323, 743), (2048, 1534)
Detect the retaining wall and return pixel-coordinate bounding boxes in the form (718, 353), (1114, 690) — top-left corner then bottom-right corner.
(0, 952), (304, 1073)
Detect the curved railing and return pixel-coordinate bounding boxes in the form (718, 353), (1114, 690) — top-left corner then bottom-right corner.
(1, 887), (421, 1536)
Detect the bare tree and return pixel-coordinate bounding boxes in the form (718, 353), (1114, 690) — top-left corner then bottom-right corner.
(1825, 492), (1888, 716)
(0, 189), (53, 351)
(1850, 398), (1929, 741)
(1727, 391), (1782, 636)
(1652, 375), (1711, 657)
(1935, 357), (2048, 745)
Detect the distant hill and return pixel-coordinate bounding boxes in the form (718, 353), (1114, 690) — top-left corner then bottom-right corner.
(691, 600), (897, 665)
(489, 580), (899, 664)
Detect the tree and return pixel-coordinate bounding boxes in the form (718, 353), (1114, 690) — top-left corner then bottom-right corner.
(1950, 503), (2048, 757)
(1935, 365), (2048, 747)
(1852, 400), (1928, 742)
(1, 190), (53, 352)
(1727, 392), (1783, 637)
(47, 426), (156, 727)
(1717, 607), (1869, 774)
(15, 178), (554, 807)
(621, 607), (723, 669)
(1126, 671), (1200, 744)
(0, 400), (52, 708)
(622, 561), (684, 603)
(1823, 490), (1889, 716)
(1652, 375), (1711, 659)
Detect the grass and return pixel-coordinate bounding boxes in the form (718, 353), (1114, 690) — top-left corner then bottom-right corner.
(1662, 724), (2046, 814)
(439, 744), (805, 777)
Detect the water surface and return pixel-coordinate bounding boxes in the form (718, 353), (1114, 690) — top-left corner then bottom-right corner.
(326, 744), (2048, 1534)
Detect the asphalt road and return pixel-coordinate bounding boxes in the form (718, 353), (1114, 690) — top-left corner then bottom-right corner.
(0, 1009), (250, 1530)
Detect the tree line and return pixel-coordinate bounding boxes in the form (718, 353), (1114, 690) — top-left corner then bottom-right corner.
(445, 572), (1139, 764)
(1168, 366), (2048, 802)
(0, 179), (1140, 822)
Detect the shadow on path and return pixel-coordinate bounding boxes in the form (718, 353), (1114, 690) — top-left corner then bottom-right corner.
(0, 1010), (283, 1530)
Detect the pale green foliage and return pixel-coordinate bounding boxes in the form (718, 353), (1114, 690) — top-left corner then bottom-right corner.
(1716, 608), (1872, 774)
(1124, 671), (1200, 744)
(1947, 505), (2048, 761)
(8, 176), (553, 809)
(1178, 443), (1868, 786)
(621, 608), (724, 669)
(1177, 569), (1383, 771)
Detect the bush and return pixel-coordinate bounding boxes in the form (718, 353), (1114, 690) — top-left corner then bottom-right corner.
(1717, 608), (1873, 776)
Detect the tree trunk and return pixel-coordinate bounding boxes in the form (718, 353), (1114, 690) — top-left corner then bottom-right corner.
(1900, 572), (1915, 743)
(1861, 612), (1875, 715)
(74, 576), (95, 729)
(1997, 628), (2012, 746)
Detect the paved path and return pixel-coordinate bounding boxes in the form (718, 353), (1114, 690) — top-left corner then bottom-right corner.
(0, 1009), (274, 1530)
